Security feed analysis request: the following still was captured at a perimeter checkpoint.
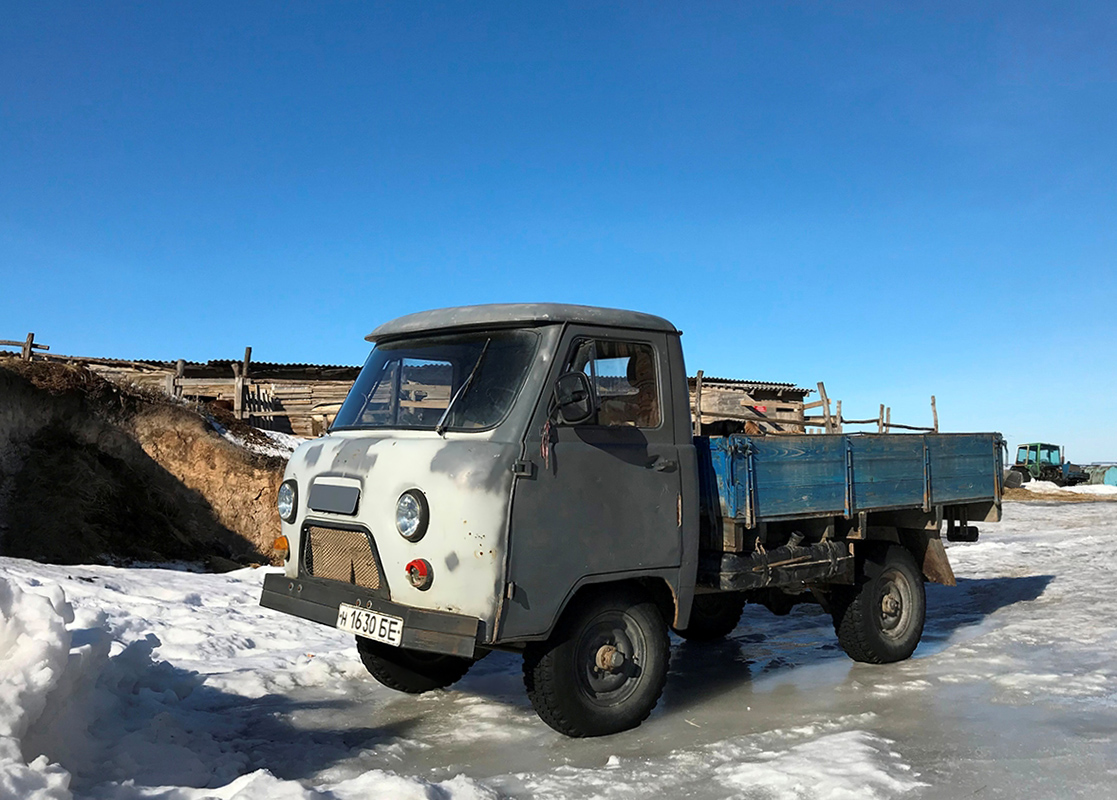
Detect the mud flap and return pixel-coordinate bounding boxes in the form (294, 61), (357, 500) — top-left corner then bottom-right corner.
(916, 535), (956, 587)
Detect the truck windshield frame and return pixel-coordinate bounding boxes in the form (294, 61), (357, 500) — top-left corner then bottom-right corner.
(331, 329), (539, 432)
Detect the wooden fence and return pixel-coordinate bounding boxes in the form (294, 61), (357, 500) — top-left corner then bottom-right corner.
(5, 333), (941, 438)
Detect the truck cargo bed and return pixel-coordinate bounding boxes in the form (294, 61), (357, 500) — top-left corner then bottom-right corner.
(697, 433), (1004, 528)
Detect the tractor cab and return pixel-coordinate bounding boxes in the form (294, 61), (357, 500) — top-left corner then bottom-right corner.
(1011, 443), (1087, 486)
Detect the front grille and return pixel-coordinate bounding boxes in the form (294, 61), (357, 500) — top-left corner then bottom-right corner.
(303, 525), (382, 590)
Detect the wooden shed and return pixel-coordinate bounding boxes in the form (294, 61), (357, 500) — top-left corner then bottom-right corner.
(689, 375), (813, 435)
(79, 356), (359, 437)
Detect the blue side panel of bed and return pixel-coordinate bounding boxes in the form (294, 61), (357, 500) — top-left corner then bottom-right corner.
(699, 433), (1002, 524)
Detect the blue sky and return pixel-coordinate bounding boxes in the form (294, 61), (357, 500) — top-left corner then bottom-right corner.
(2, 2), (1115, 460)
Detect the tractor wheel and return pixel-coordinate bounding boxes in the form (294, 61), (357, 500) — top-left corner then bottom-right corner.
(831, 545), (926, 664)
(523, 586), (670, 737)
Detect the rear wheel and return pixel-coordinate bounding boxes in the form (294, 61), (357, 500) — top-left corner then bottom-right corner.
(672, 593), (746, 641)
(831, 545), (925, 664)
(356, 638), (474, 693)
(523, 587), (670, 737)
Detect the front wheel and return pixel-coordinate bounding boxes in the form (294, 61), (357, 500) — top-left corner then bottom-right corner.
(672, 593), (745, 641)
(831, 545), (925, 664)
(523, 587), (670, 737)
(356, 638), (474, 693)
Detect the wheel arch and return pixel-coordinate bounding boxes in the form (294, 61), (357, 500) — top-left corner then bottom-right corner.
(860, 523), (957, 587)
(537, 573), (680, 642)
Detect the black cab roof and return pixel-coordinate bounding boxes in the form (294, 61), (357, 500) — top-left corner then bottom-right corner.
(367, 303), (679, 342)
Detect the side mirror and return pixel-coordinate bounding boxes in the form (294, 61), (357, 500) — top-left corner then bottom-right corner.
(553, 371), (594, 425)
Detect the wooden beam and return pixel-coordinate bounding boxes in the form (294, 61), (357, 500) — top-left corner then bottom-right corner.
(694, 370), (704, 436)
(931, 395), (939, 433)
(884, 422), (936, 432)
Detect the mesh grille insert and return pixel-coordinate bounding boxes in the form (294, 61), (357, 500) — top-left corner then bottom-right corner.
(303, 526), (381, 590)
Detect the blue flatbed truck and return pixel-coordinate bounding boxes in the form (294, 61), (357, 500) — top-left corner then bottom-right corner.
(260, 304), (1003, 737)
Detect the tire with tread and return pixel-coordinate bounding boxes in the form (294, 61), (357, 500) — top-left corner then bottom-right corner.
(831, 545), (925, 664)
(356, 638), (473, 693)
(672, 593), (746, 641)
(523, 586), (670, 737)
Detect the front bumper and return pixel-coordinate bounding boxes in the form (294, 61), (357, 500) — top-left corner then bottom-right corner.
(260, 573), (481, 658)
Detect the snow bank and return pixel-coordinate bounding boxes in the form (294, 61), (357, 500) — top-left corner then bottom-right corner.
(0, 567), (495, 800)
(0, 578), (74, 800)
(1021, 480), (1117, 496)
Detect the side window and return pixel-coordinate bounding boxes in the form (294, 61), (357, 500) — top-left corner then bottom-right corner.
(566, 339), (660, 428)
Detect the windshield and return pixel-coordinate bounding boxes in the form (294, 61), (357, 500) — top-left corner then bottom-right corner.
(1040, 445), (1061, 465)
(332, 330), (538, 431)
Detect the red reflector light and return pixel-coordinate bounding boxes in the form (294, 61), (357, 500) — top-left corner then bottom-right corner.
(405, 559), (432, 590)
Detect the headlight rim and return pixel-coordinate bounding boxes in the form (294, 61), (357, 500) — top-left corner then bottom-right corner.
(277, 479), (298, 523)
(396, 488), (429, 542)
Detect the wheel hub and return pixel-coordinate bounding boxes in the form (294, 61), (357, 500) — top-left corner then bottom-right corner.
(876, 570), (913, 638)
(595, 644), (625, 672)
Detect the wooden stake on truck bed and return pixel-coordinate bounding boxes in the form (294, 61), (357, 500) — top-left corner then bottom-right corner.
(816, 382), (834, 433)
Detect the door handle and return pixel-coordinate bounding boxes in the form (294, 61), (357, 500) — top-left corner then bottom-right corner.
(650, 457), (677, 472)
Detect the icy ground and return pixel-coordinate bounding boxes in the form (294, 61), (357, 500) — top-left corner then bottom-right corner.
(3, 501), (1117, 799)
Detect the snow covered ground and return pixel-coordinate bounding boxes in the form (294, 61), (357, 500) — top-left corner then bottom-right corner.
(1021, 480), (1117, 497)
(3, 500), (1117, 799)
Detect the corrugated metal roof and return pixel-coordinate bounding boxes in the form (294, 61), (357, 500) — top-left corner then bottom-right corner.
(688, 376), (812, 395)
(53, 355), (357, 370)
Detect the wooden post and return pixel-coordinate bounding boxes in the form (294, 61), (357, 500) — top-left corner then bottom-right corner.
(22, 333), (34, 361)
(931, 395), (939, 433)
(817, 382), (833, 434)
(175, 360), (186, 399)
(241, 347), (253, 423)
(835, 400), (842, 433)
(886, 406), (891, 433)
(878, 404), (885, 434)
(232, 361), (244, 420)
(693, 370), (704, 436)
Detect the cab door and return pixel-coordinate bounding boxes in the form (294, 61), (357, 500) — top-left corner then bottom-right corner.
(500, 327), (683, 640)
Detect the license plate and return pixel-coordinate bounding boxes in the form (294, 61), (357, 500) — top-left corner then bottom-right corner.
(336, 603), (404, 646)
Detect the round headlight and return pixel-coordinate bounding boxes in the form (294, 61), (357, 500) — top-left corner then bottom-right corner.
(277, 480), (297, 523)
(396, 489), (429, 541)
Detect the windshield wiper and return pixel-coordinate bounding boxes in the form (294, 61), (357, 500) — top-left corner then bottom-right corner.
(435, 338), (492, 436)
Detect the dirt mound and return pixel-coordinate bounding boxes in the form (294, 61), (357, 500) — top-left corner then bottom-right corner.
(0, 358), (287, 568)
(1003, 487), (1116, 503)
